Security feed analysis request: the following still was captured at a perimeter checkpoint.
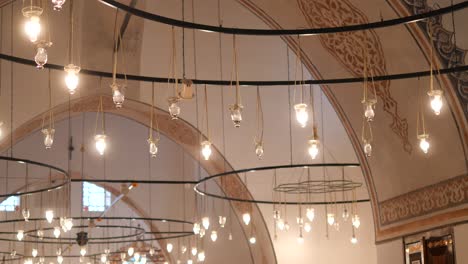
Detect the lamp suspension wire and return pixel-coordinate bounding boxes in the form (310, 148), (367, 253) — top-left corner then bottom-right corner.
(10, 2), (13, 158)
(182, 0), (186, 78)
(286, 46), (293, 165)
(255, 85), (264, 143)
(204, 84), (210, 140)
(416, 77), (426, 136)
(68, 0), (74, 64)
(112, 8), (119, 83)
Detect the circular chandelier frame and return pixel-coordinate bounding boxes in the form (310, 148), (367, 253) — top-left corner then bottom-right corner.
(194, 163), (369, 205)
(0, 156), (70, 198)
(274, 179), (363, 195)
(99, 0), (468, 36)
(24, 225), (146, 241)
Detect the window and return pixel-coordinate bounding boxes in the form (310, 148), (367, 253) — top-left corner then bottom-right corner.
(82, 182), (111, 212)
(0, 196), (20, 212)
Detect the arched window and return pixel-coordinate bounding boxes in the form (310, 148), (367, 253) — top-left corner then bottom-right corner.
(82, 182), (111, 212)
(0, 196), (20, 212)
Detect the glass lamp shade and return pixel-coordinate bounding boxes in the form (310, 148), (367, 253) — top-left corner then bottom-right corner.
(202, 217), (210, 230)
(94, 134), (107, 155)
(100, 254), (107, 263)
(197, 251), (205, 262)
(133, 252), (140, 262)
(127, 247), (134, 257)
(428, 89), (443, 115)
(80, 247), (86, 257)
(64, 218), (73, 231)
(210, 231), (218, 242)
(148, 138), (159, 157)
(120, 252), (127, 261)
(294, 103), (308, 127)
(193, 222), (201, 235)
(276, 219), (285, 231)
(191, 247), (197, 256)
(24, 259), (33, 264)
(51, 0), (66, 11)
(304, 222), (312, 233)
(17, 230), (24, 241)
(24, 15), (41, 43)
(306, 208), (315, 222)
(363, 141), (372, 157)
(53, 227), (61, 238)
(201, 140), (212, 161)
(140, 255), (147, 264)
(352, 215), (361, 229)
(342, 208), (350, 221)
(229, 104), (243, 128)
(218, 216), (227, 228)
(179, 79), (194, 99)
(64, 64), (81, 94)
(22, 209), (30, 221)
(273, 210), (280, 220)
(242, 213), (251, 226)
(199, 228), (205, 238)
(363, 101), (376, 122)
(187, 260), (193, 264)
(249, 237), (256, 244)
(254, 141), (264, 159)
(10, 250), (16, 257)
(350, 235), (358, 244)
(149, 248), (155, 256)
(327, 213), (335, 226)
(57, 255), (63, 264)
(418, 134), (430, 154)
(42, 128), (55, 149)
(168, 97), (181, 120)
(45, 210), (54, 223)
(228, 233), (233, 240)
(166, 243), (173, 253)
(35, 47), (47, 69)
(181, 246), (187, 254)
(307, 139), (319, 160)
(111, 83), (125, 108)
(297, 234), (304, 244)
(37, 229), (44, 240)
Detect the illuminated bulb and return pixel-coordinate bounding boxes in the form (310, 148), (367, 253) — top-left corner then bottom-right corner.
(218, 216), (227, 228)
(149, 247), (155, 256)
(100, 254), (107, 263)
(210, 231), (218, 242)
(37, 229), (44, 240)
(277, 219), (285, 231)
(199, 228), (206, 238)
(255, 141), (264, 159)
(35, 47), (48, 69)
(120, 253), (126, 261)
(166, 243), (173, 253)
(24, 259), (33, 264)
(197, 251), (205, 262)
(39, 257), (44, 264)
(306, 208), (315, 222)
(94, 134), (107, 155)
(57, 255), (63, 264)
(249, 237), (256, 244)
(53, 227), (61, 238)
(42, 128), (55, 149)
(25, 15), (41, 43)
(351, 235), (358, 244)
(418, 134), (430, 154)
(342, 208), (350, 221)
(327, 213), (335, 226)
(296, 217), (304, 226)
(22, 209), (30, 221)
(352, 215), (361, 229)
(201, 140), (212, 161)
(364, 103), (375, 122)
(127, 247), (134, 257)
(133, 252), (140, 262)
(191, 247), (197, 256)
(64, 218), (73, 231)
(140, 255), (147, 264)
(304, 222), (312, 233)
(64, 64), (80, 94)
(51, 0), (66, 11)
(148, 138), (158, 157)
(202, 217), (210, 230)
(32, 249), (38, 258)
(104, 249), (110, 255)
(168, 97), (181, 120)
(80, 247), (86, 257)
(228, 233), (233, 240)
(17, 230), (24, 241)
(333, 222), (340, 231)
(10, 250), (16, 257)
(308, 139), (319, 159)
(242, 213), (251, 226)
(229, 104), (243, 128)
(112, 88), (125, 108)
(297, 234), (304, 244)
(428, 89), (443, 115)
(294, 103), (308, 128)
(193, 222), (201, 235)
(363, 142), (372, 157)
(273, 210), (280, 220)
(181, 246), (187, 254)
(284, 221), (290, 231)
(187, 260), (192, 264)
(45, 210), (54, 223)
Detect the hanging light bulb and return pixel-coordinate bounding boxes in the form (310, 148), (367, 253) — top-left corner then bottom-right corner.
(100, 254), (107, 263)
(94, 134), (107, 155)
(201, 140), (212, 161)
(363, 141), (372, 157)
(229, 104), (243, 128)
(296, 217), (304, 226)
(42, 128), (55, 149)
(111, 83), (125, 108)
(351, 234), (358, 244)
(197, 251), (205, 262)
(17, 230), (24, 241)
(186, 260), (193, 264)
(210, 230), (218, 242)
(428, 89), (443, 115)
(10, 250), (16, 257)
(34, 41), (52, 69)
(418, 134), (430, 154)
(37, 229), (44, 240)
(64, 64), (80, 94)
(363, 102), (376, 122)
(327, 213), (335, 226)
(190, 247), (198, 256)
(24, 259), (33, 264)
(149, 247), (155, 257)
(218, 216), (227, 228)
(127, 247), (134, 257)
(297, 234), (304, 244)
(133, 252), (140, 262)
(284, 221), (290, 231)
(45, 210), (54, 223)
(53, 227), (61, 238)
(333, 221), (340, 231)
(80, 247), (86, 257)
(57, 255), (63, 264)
(242, 213), (251, 226)
(51, 0), (66, 11)
(166, 243), (173, 253)
(249, 237), (256, 244)
(307, 139), (319, 160)
(140, 255), (147, 264)
(65, 219), (73, 231)
(294, 103), (309, 127)
(254, 141), (264, 159)
(39, 257), (44, 264)
(32, 249), (38, 258)
(24, 15), (41, 43)
(148, 138), (159, 158)
(181, 246), (187, 254)
(22, 209), (30, 221)
(306, 208), (315, 222)
(168, 97), (181, 120)
(304, 222), (312, 233)
(193, 222), (201, 235)
(342, 208), (350, 221)
(120, 252), (127, 261)
(199, 228), (206, 238)
(228, 233), (233, 240)
(273, 210), (281, 220)
(352, 215), (361, 229)
(202, 217), (210, 230)
(277, 218), (285, 231)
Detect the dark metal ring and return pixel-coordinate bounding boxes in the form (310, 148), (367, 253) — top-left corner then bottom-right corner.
(274, 179), (363, 194)
(99, 0), (468, 36)
(0, 156), (70, 198)
(194, 163), (370, 205)
(24, 225), (146, 241)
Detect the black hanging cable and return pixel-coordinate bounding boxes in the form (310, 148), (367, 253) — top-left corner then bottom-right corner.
(9, 2), (13, 158)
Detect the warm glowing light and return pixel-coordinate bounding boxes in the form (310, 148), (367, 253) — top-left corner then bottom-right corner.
(64, 218), (73, 231)
(22, 209), (30, 221)
(37, 229), (44, 240)
(249, 237), (256, 244)
(428, 89), (443, 115)
(228, 233), (233, 240)
(242, 213), (251, 226)
(352, 215), (361, 229)
(418, 134), (430, 154)
(57, 255), (63, 264)
(218, 216), (227, 228)
(364, 102), (375, 122)
(24, 259), (33, 264)
(140, 255), (147, 264)
(181, 246), (187, 254)
(202, 217), (210, 230)
(45, 210), (54, 223)
(80, 247), (86, 257)
(35, 47), (48, 69)
(51, 0), (66, 11)
(148, 139), (158, 157)
(342, 208), (350, 221)
(133, 252), (140, 262)
(197, 251), (205, 262)
(32, 249), (38, 258)
(17, 230), (24, 241)
(210, 230), (218, 242)
(294, 103), (308, 127)
(149, 248), (155, 256)
(363, 142), (372, 157)
(255, 141), (264, 159)
(297, 234), (304, 244)
(191, 247), (197, 256)
(306, 208), (315, 222)
(327, 213), (335, 226)
(42, 128), (55, 149)
(201, 140), (212, 160)
(351, 235), (358, 244)
(186, 260), (192, 264)
(193, 222), (201, 235)
(112, 85), (125, 108)
(166, 243), (173, 253)
(277, 219), (285, 231)
(168, 97), (181, 120)
(229, 104), (243, 128)
(94, 134), (107, 155)
(25, 15), (41, 43)
(199, 228), (205, 238)
(284, 221), (290, 231)
(308, 139), (319, 159)
(127, 247), (134, 257)
(120, 252), (126, 261)
(100, 254), (107, 263)
(304, 222), (312, 233)
(64, 64), (80, 95)
(53, 227), (61, 238)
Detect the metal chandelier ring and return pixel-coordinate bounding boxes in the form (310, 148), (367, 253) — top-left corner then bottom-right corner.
(99, 0), (468, 36)
(23, 225), (146, 241)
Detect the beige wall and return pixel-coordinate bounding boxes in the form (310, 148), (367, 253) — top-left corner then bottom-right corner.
(377, 238), (403, 264)
(455, 223), (468, 263)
